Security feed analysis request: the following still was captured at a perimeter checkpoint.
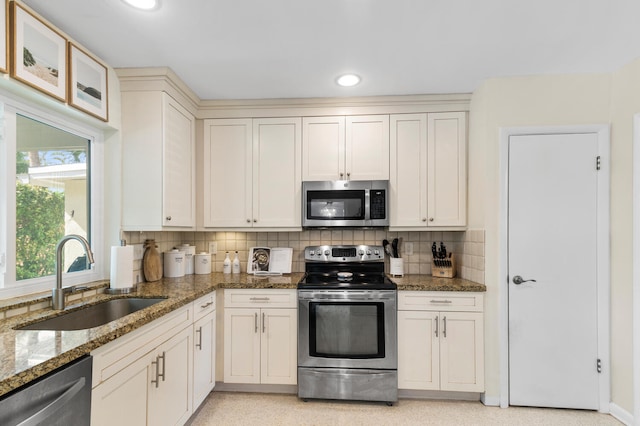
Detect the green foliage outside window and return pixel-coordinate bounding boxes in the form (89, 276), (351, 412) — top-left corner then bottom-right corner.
(16, 182), (65, 280)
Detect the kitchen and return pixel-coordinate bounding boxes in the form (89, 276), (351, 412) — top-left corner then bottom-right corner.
(0, 0), (638, 425)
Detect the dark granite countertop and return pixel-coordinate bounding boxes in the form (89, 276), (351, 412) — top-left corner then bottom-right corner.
(0, 272), (483, 397)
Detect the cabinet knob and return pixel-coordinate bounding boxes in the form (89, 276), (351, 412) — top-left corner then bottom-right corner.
(246, 219), (251, 223)
(339, 172), (344, 178)
(253, 219), (257, 223)
(166, 216), (172, 221)
(422, 218), (427, 222)
(429, 217), (434, 222)
(346, 172), (350, 179)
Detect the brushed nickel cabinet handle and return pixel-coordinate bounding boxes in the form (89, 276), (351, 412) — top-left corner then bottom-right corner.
(200, 301), (214, 309)
(430, 300), (453, 304)
(435, 315), (439, 337)
(443, 317), (447, 338)
(151, 356), (160, 388)
(158, 352), (166, 382)
(250, 297), (270, 301)
(195, 326), (203, 350)
(262, 312), (266, 333)
(254, 312), (258, 333)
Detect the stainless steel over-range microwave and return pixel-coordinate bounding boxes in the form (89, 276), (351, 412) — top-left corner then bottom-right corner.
(302, 180), (389, 228)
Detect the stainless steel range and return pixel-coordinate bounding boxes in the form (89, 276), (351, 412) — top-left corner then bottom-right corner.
(297, 245), (397, 405)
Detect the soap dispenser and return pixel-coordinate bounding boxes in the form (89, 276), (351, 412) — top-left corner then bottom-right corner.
(232, 251), (240, 274)
(223, 251), (231, 274)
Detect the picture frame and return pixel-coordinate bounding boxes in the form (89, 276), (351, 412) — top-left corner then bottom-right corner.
(0, 0), (7, 73)
(68, 42), (108, 121)
(10, 2), (67, 101)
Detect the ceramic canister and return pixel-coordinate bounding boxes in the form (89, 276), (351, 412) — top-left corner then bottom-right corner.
(177, 244), (196, 274)
(195, 252), (212, 275)
(164, 249), (185, 278)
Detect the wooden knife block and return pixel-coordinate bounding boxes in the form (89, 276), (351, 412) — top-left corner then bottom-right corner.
(432, 253), (456, 278)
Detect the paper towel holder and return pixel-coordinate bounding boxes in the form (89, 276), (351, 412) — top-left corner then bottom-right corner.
(105, 239), (138, 295)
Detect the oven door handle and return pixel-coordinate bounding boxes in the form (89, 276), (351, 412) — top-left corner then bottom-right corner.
(305, 369), (394, 377)
(301, 293), (395, 301)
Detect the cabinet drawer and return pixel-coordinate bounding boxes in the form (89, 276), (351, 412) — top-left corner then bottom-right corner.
(398, 291), (483, 312)
(193, 291), (216, 321)
(224, 289), (297, 308)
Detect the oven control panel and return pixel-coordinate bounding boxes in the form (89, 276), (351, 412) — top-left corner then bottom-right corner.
(304, 245), (384, 262)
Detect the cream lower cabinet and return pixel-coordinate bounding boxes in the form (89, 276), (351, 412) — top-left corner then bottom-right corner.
(390, 112), (467, 228)
(192, 292), (216, 410)
(397, 292), (484, 392)
(223, 289), (297, 385)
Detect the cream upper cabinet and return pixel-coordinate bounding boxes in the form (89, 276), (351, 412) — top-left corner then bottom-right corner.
(203, 118), (301, 229)
(397, 292), (484, 392)
(302, 115), (389, 181)
(390, 112), (467, 229)
(122, 91), (196, 231)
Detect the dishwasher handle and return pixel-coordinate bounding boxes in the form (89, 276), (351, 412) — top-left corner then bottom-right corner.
(17, 377), (86, 426)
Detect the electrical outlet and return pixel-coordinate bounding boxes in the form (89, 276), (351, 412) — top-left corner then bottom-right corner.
(209, 242), (217, 255)
(404, 242), (414, 256)
(132, 244), (144, 260)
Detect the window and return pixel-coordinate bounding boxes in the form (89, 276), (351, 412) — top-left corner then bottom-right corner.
(0, 101), (104, 297)
(16, 115), (91, 280)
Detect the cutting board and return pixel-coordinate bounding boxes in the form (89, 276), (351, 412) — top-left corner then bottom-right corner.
(143, 239), (163, 282)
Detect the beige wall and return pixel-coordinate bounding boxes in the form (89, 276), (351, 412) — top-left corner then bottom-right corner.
(469, 60), (640, 413)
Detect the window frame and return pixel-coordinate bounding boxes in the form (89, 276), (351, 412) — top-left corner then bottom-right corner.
(0, 96), (105, 298)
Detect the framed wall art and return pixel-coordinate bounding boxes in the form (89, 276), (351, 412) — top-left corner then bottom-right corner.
(10, 2), (67, 101)
(68, 42), (108, 121)
(0, 0), (7, 73)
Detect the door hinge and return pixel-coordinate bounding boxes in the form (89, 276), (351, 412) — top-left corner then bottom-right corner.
(596, 358), (602, 373)
(596, 156), (601, 171)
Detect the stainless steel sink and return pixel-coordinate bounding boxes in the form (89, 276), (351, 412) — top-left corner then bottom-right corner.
(17, 298), (167, 331)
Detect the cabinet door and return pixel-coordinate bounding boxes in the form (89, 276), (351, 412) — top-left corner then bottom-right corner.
(203, 119), (253, 227)
(260, 308), (297, 385)
(302, 116), (345, 180)
(397, 310), (439, 390)
(390, 114), (428, 227)
(439, 312), (484, 392)
(427, 112), (467, 227)
(91, 354), (150, 426)
(148, 326), (193, 426)
(253, 118), (302, 227)
(193, 311), (216, 410)
(346, 115), (390, 180)
(224, 308), (261, 384)
(162, 93), (196, 227)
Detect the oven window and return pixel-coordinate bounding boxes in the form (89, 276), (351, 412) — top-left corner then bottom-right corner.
(307, 190), (364, 220)
(309, 302), (385, 358)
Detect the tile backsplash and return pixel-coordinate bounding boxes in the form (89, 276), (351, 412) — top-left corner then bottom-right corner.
(124, 229), (485, 284)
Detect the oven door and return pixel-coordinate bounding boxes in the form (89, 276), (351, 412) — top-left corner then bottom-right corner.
(298, 290), (397, 370)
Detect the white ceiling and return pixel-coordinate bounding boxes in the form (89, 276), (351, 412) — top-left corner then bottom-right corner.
(22, 0), (640, 101)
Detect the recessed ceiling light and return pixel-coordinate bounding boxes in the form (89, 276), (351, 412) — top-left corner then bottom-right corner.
(336, 74), (361, 87)
(122, 0), (159, 10)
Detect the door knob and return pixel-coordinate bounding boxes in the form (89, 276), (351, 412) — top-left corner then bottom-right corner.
(512, 275), (537, 285)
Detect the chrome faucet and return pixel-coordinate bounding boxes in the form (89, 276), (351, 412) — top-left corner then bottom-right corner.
(52, 235), (95, 310)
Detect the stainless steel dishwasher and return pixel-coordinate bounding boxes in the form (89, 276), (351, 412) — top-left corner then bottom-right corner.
(0, 355), (92, 426)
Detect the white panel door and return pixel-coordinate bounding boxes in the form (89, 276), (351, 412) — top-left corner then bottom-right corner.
(203, 119), (253, 227)
(397, 310), (439, 390)
(193, 311), (216, 410)
(224, 308), (261, 384)
(253, 118), (302, 227)
(302, 116), (345, 180)
(260, 308), (297, 385)
(162, 94), (195, 227)
(427, 112), (466, 227)
(439, 312), (484, 392)
(508, 133), (599, 409)
(346, 115), (390, 180)
(390, 114), (428, 227)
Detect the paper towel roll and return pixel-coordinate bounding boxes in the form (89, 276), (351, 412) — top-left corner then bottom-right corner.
(110, 245), (134, 289)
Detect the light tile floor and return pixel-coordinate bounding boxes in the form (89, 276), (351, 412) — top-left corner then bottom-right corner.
(187, 392), (621, 425)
